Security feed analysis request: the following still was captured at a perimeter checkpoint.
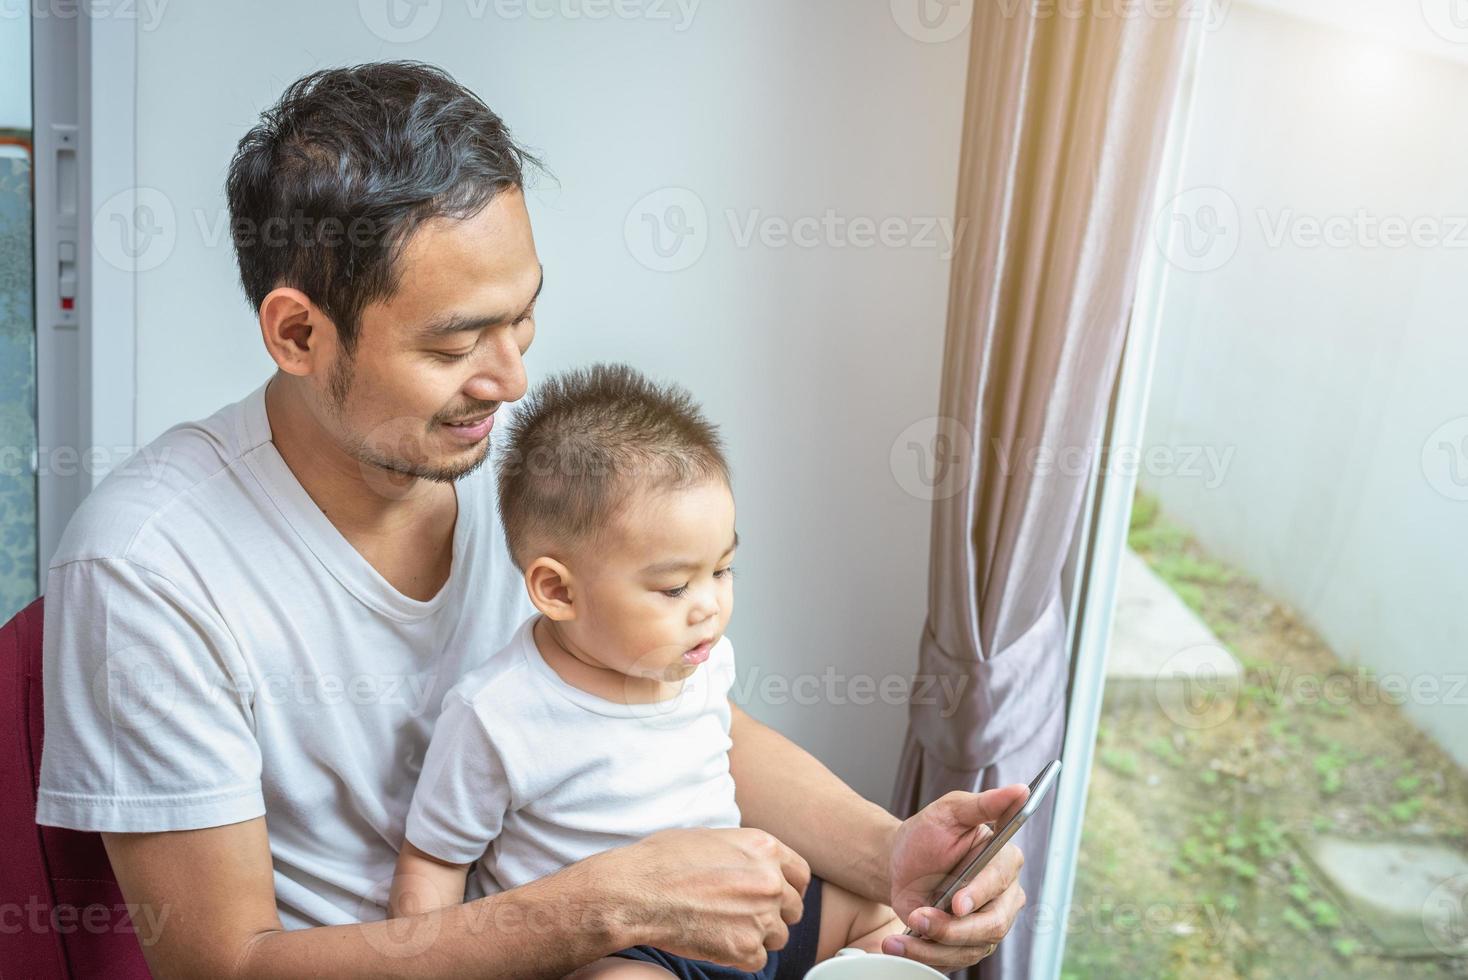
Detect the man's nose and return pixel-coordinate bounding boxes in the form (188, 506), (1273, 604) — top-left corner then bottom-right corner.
(463, 332), (527, 404)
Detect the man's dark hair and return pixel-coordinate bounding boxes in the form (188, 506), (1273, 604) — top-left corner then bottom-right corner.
(225, 61), (541, 353)
(497, 364), (730, 570)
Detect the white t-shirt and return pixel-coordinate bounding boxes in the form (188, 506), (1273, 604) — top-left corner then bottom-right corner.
(36, 379), (532, 929)
(405, 614), (742, 897)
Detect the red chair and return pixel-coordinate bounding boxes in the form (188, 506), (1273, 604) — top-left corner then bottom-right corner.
(0, 597), (152, 978)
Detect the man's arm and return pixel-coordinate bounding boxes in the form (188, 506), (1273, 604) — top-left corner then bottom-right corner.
(728, 702), (899, 904)
(105, 817), (620, 979)
(104, 817), (810, 978)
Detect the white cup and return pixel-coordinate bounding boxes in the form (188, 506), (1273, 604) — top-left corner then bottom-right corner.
(803, 947), (948, 979)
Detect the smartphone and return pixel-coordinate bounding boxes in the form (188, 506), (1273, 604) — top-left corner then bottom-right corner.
(903, 759), (1062, 935)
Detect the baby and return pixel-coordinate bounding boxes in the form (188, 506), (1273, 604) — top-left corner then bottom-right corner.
(390, 363), (902, 977)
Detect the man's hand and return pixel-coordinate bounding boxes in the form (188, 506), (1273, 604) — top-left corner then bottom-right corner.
(605, 827), (811, 973)
(880, 786), (1029, 970)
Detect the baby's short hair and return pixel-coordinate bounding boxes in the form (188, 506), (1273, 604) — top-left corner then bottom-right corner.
(496, 363), (729, 569)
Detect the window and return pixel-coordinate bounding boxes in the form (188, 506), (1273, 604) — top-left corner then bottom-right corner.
(1052, 5), (1468, 977)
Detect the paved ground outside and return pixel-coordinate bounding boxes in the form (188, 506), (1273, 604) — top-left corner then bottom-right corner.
(1062, 495), (1468, 979)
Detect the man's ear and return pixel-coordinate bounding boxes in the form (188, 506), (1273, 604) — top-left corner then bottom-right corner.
(524, 557), (576, 621)
(259, 286), (339, 377)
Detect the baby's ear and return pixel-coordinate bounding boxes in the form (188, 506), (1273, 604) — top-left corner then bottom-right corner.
(524, 556), (576, 621)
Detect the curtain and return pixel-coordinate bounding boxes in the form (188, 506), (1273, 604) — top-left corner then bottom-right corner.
(891, 3), (1194, 977)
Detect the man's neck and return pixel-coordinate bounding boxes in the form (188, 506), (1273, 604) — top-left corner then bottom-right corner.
(263, 373), (449, 535)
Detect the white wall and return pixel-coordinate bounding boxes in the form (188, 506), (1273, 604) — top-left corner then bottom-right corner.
(1247, 0), (1468, 68)
(1142, 3), (1468, 766)
(130, 0), (970, 801)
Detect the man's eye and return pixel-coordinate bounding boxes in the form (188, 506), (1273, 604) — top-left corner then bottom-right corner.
(433, 349), (474, 362)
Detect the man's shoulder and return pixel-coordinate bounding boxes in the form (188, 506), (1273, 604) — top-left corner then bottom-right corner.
(51, 385), (268, 571)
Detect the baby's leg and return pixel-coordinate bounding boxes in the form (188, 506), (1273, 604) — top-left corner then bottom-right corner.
(565, 957), (675, 979)
(815, 883), (905, 960)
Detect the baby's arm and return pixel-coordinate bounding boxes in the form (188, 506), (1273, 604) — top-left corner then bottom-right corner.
(389, 840), (472, 917)
(817, 883), (904, 959)
(393, 691), (514, 917)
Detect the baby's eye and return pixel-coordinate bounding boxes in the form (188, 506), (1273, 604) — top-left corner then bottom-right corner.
(661, 585), (688, 599)
(714, 565), (735, 579)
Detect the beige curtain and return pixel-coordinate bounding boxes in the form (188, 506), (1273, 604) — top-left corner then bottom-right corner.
(891, 3), (1193, 977)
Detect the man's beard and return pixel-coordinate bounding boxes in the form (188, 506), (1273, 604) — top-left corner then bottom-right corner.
(353, 438), (492, 484)
(328, 352), (493, 485)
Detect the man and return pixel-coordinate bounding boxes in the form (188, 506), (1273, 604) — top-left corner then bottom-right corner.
(37, 61), (1025, 977)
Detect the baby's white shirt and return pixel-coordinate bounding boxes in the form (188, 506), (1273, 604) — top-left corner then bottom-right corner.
(404, 614), (742, 897)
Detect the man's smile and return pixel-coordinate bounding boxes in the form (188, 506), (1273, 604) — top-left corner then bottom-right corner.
(440, 412), (496, 442)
